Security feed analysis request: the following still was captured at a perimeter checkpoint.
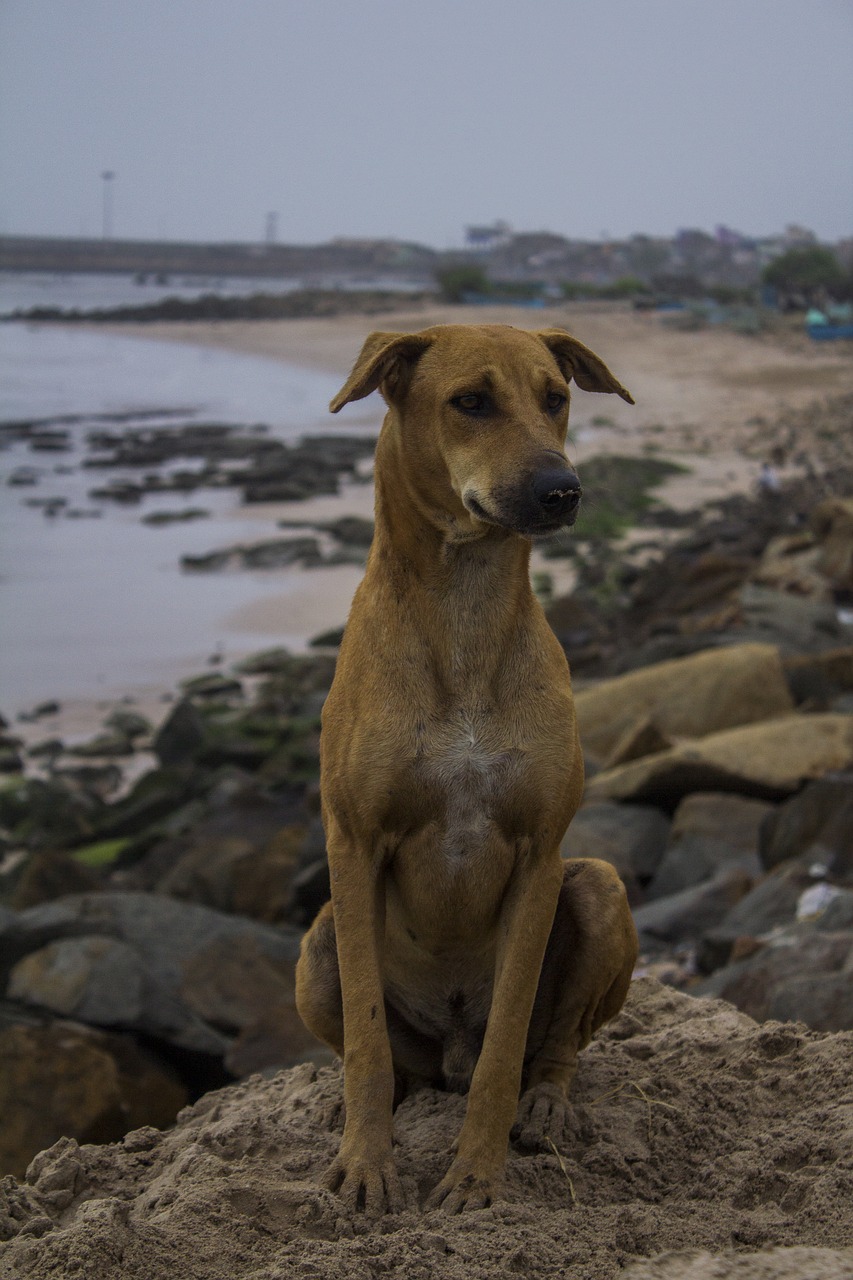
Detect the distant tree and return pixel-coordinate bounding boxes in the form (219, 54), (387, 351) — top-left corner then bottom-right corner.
(650, 272), (705, 299)
(434, 263), (490, 303)
(762, 246), (843, 305)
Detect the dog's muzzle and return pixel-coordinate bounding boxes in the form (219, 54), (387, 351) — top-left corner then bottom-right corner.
(464, 465), (582, 534)
(531, 467), (582, 524)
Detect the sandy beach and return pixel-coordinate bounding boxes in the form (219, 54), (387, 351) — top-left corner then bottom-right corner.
(103, 300), (853, 511)
(104, 300), (853, 436)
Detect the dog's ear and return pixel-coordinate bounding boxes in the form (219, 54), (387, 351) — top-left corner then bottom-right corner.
(330, 331), (434, 412)
(536, 330), (635, 404)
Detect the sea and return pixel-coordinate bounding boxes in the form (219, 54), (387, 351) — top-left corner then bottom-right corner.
(0, 272), (381, 716)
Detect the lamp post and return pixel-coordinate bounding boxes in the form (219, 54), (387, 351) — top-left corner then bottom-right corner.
(101, 171), (116, 240)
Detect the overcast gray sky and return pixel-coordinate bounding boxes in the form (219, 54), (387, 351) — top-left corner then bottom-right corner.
(1, 0), (851, 248)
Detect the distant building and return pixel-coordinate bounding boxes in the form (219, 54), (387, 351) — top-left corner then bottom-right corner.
(465, 220), (512, 252)
(782, 224), (818, 247)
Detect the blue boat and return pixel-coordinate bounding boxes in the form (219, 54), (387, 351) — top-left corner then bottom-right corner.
(807, 323), (853, 341)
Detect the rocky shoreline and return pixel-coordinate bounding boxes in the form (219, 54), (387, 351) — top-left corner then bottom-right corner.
(1, 369), (852, 1278)
(2, 438), (852, 1172)
(3, 287), (433, 326)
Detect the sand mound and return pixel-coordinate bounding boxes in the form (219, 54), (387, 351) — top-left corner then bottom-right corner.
(2, 979), (852, 1280)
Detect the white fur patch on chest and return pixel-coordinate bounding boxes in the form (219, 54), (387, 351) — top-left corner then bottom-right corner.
(420, 713), (523, 866)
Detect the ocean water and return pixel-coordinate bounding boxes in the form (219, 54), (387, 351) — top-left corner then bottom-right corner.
(0, 322), (377, 714)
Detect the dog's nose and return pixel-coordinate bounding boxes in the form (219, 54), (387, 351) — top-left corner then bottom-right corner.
(531, 468), (582, 518)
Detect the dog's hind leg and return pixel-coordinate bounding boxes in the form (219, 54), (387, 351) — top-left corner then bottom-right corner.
(513, 858), (638, 1148)
(295, 901), (344, 1056)
(296, 901), (446, 1101)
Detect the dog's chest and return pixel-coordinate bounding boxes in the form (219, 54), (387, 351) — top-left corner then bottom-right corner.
(414, 712), (526, 861)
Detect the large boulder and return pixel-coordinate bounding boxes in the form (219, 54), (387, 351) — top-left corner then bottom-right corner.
(647, 793), (770, 899)
(1, 893), (316, 1073)
(736, 584), (847, 655)
(758, 774), (853, 877)
(783, 646), (853, 708)
(560, 801), (670, 900)
(811, 495), (853, 590)
(695, 923), (853, 1031)
(574, 644), (795, 764)
(0, 1012), (186, 1179)
(631, 869), (752, 945)
(585, 714), (853, 808)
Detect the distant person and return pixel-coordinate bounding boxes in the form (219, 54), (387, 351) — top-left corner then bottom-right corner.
(757, 462), (781, 495)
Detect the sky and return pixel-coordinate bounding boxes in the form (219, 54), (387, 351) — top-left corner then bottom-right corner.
(1, 0), (851, 249)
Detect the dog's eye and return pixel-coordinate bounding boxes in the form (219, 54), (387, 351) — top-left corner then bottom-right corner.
(451, 393), (487, 414)
(546, 391), (567, 414)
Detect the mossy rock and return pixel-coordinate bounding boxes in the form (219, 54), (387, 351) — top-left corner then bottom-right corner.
(576, 454), (690, 543)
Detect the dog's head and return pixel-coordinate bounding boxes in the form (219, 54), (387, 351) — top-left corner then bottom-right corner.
(331, 324), (633, 538)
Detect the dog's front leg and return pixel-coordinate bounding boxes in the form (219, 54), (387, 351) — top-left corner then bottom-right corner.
(324, 826), (402, 1216)
(427, 851), (564, 1213)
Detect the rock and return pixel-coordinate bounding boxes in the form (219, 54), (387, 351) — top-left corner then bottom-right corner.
(24, 739), (64, 761)
(234, 647), (296, 675)
(141, 508), (209, 526)
(17, 701), (61, 722)
(6, 852), (100, 911)
(574, 644), (794, 764)
(180, 548), (231, 571)
(89, 767), (197, 841)
(324, 515), (374, 546)
(749, 531), (828, 598)
(103, 709), (152, 740)
(153, 823), (307, 923)
(9, 937), (147, 1026)
(560, 801), (670, 900)
(816, 888), (853, 930)
(308, 625), (345, 649)
(647, 793), (771, 899)
(180, 935), (323, 1076)
(695, 925), (853, 1030)
(66, 732), (134, 759)
(0, 1015), (187, 1178)
(737, 583), (847, 654)
(240, 537), (320, 569)
(0, 744), (23, 774)
(0, 777), (103, 851)
(811, 495), (853, 589)
(235, 651), (336, 703)
(53, 763), (123, 801)
(151, 700), (207, 766)
(631, 869), (752, 945)
(759, 774), (853, 877)
(696, 857), (821, 973)
(1, 893), (305, 1066)
(603, 716), (673, 769)
(784, 646), (853, 708)
(585, 713), (853, 807)
(288, 858), (330, 926)
(179, 673), (243, 700)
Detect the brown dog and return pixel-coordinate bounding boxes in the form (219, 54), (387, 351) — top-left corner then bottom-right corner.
(296, 324), (638, 1215)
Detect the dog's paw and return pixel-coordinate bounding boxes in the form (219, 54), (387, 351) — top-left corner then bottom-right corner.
(324, 1150), (403, 1217)
(426, 1159), (502, 1214)
(511, 1081), (570, 1151)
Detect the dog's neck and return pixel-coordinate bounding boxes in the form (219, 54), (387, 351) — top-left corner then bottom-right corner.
(369, 431), (538, 688)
